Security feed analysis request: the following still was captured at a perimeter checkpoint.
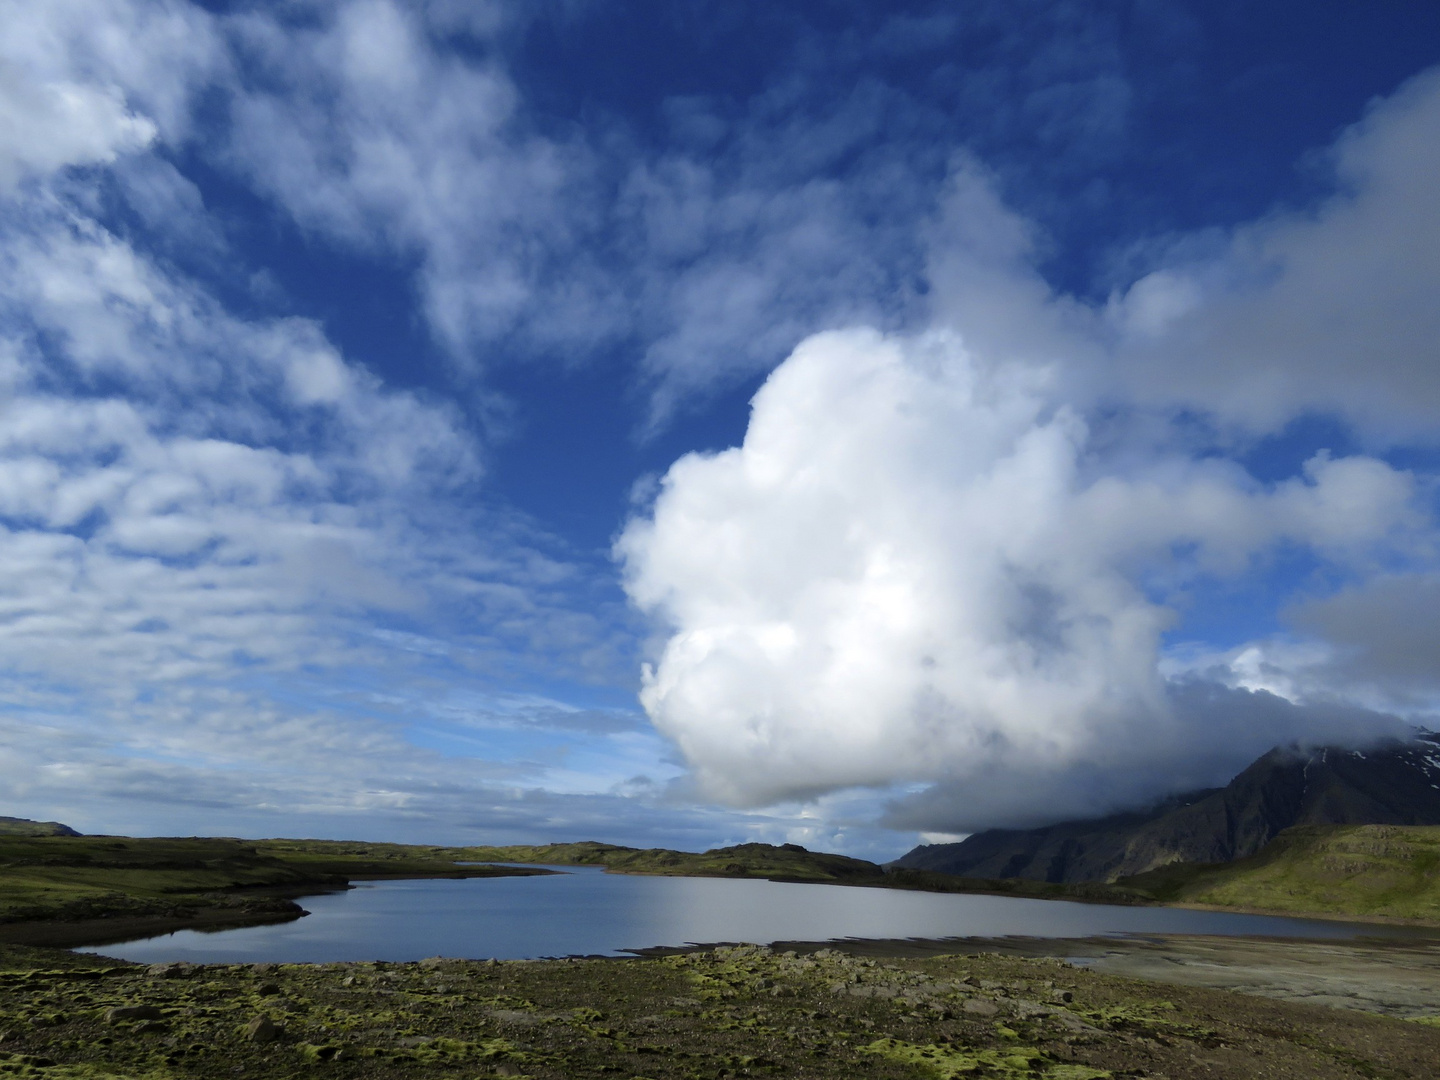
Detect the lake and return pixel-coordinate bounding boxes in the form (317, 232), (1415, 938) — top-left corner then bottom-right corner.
(78, 866), (1414, 964)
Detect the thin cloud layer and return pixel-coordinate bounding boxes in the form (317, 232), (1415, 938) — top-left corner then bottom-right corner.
(1108, 68), (1440, 441)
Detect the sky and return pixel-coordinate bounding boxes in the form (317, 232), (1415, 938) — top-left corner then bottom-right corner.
(1, 0), (1438, 860)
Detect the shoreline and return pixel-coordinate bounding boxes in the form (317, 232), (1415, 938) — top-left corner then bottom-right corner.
(0, 866), (561, 950)
(5, 935), (1437, 1079)
(4, 864), (1436, 953)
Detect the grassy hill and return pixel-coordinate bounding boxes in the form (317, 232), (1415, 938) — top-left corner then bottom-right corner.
(448, 840), (882, 881)
(1119, 824), (1440, 921)
(0, 816), (79, 837)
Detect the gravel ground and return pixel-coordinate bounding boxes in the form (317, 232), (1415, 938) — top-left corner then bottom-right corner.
(0, 938), (1437, 1079)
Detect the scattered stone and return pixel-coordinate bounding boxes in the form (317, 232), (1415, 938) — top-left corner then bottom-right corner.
(256, 982), (281, 996)
(244, 1016), (283, 1043)
(147, 962), (188, 979)
(962, 998), (1000, 1017)
(105, 1005), (163, 1024)
(1011, 999), (1054, 1019)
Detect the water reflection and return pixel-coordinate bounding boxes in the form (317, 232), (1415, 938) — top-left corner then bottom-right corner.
(81, 867), (1403, 965)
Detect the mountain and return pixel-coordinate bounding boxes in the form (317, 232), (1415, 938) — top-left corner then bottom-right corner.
(890, 731), (1440, 884)
(0, 816), (79, 837)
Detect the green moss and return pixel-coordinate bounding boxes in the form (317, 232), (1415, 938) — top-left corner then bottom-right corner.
(0, 927), (1436, 1078)
(861, 1037), (1111, 1078)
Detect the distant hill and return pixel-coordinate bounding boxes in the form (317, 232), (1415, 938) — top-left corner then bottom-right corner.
(891, 731), (1440, 884)
(0, 817), (79, 837)
(1120, 823), (1440, 922)
(451, 840), (882, 883)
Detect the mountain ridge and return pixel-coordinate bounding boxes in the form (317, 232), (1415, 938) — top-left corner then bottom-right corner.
(891, 731), (1440, 883)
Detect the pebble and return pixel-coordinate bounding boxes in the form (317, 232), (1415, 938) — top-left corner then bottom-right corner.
(105, 1005), (163, 1024)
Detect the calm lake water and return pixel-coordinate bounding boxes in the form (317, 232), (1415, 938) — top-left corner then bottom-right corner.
(81, 866), (1406, 965)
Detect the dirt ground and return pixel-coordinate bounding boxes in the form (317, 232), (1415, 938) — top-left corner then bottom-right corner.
(1001, 934), (1440, 1020)
(1, 937), (1438, 1079)
(781, 933), (1440, 1020)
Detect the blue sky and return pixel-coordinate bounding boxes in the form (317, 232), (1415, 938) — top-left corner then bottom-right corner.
(1, 1), (1438, 859)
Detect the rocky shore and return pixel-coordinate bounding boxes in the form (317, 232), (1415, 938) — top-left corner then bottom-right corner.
(1, 936), (1438, 1079)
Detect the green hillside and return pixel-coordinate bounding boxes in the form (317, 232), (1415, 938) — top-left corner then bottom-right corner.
(448, 840), (882, 881)
(1120, 824), (1440, 921)
(0, 816), (79, 837)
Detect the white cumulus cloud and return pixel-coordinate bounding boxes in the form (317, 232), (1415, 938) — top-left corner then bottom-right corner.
(617, 327), (1421, 822)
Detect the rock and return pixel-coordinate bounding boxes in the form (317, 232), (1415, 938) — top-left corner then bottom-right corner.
(147, 963), (188, 979)
(244, 1016), (283, 1043)
(1012, 999), (1055, 1019)
(962, 998), (1000, 1017)
(105, 1005), (163, 1024)
(256, 982), (281, 996)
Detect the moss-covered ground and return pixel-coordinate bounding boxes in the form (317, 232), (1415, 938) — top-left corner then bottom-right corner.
(0, 942), (1436, 1079)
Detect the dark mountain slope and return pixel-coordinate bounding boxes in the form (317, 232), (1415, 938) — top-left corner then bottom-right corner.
(891, 731), (1440, 883)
